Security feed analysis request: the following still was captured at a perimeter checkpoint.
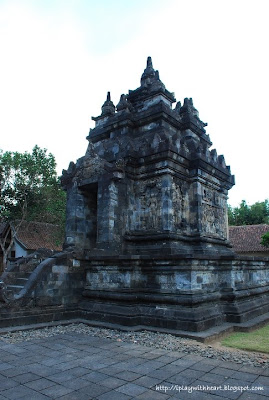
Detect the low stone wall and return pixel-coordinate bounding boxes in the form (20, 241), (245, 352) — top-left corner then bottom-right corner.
(81, 255), (269, 332)
(1, 253), (269, 333)
(0, 252), (85, 329)
(0, 252), (85, 308)
(17, 253), (85, 307)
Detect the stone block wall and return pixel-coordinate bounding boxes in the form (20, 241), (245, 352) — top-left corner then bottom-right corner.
(33, 263), (85, 307)
(81, 255), (269, 332)
(11, 253), (86, 308)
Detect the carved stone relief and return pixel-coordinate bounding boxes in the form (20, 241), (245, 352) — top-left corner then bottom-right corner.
(201, 186), (227, 238)
(128, 178), (162, 231)
(127, 177), (189, 233)
(171, 179), (184, 230)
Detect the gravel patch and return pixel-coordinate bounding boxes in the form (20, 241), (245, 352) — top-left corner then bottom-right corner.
(0, 323), (269, 368)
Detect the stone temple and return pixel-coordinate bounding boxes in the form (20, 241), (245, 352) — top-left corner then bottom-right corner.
(1, 57), (269, 335)
(62, 57), (234, 258)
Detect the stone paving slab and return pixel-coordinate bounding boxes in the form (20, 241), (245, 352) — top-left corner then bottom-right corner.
(0, 333), (268, 399)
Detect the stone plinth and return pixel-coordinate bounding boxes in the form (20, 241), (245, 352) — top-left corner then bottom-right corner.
(79, 255), (269, 332)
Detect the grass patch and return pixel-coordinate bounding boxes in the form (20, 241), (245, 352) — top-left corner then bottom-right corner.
(221, 325), (269, 353)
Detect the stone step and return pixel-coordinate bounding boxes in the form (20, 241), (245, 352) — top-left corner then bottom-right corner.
(12, 277), (28, 286)
(7, 272), (31, 280)
(19, 265), (38, 273)
(17, 271), (32, 277)
(6, 285), (25, 294)
(6, 285), (24, 289)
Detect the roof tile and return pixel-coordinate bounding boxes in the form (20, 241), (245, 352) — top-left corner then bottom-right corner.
(14, 221), (63, 252)
(229, 224), (269, 253)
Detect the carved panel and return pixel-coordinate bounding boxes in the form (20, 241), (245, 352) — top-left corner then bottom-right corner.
(128, 178), (162, 231)
(171, 178), (189, 232)
(127, 177), (189, 233)
(201, 186), (227, 238)
(171, 179), (183, 230)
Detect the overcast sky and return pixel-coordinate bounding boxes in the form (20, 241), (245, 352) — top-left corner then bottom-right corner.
(0, 0), (268, 207)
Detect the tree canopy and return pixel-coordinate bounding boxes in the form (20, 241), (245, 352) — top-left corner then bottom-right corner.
(228, 200), (269, 226)
(261, 232), (269, 248)
(0, 146), (66, 269)
(0, 145), (66, 226)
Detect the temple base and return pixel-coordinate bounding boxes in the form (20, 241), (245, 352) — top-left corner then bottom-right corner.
(81, 254), (269, 332)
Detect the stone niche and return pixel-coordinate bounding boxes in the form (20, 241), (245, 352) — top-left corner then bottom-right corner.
(62, 57), (269, 332)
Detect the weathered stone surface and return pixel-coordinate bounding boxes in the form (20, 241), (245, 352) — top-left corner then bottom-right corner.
(59, 57), (269, 332)
(79, 255), (269, 331)
(62, 57), (234, 258)
(0, 250), (85, 311)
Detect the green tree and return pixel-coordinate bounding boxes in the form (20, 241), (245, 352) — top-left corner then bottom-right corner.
(229, 200), (250, 225)
(261, 232), (269, 248)
(249, 200), (269, 224)
(228, 200), (269, 226)
(0, 146), (66, 267)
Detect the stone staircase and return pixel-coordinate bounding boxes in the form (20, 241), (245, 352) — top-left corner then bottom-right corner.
(0, 249), (55, 303)
(5, 270), (32, 298)
(0, 250), (84, 329)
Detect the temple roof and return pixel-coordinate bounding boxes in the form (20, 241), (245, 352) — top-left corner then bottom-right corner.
(229, 224), (269, 253)
(92, 57), (176, 122)
(128, 56), (176, 106)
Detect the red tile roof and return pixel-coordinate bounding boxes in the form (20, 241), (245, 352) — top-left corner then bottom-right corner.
(13, 221), (63, 252)
(229, 224), (269, 253)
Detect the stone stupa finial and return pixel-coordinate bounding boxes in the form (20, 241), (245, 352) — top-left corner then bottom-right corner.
(141, 56), (156, 87)
(101, 91), (115, 116)
(147, 56), (153, 69)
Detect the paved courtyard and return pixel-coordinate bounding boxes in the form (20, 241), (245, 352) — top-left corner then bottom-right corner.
(0, 331), (268, 399)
